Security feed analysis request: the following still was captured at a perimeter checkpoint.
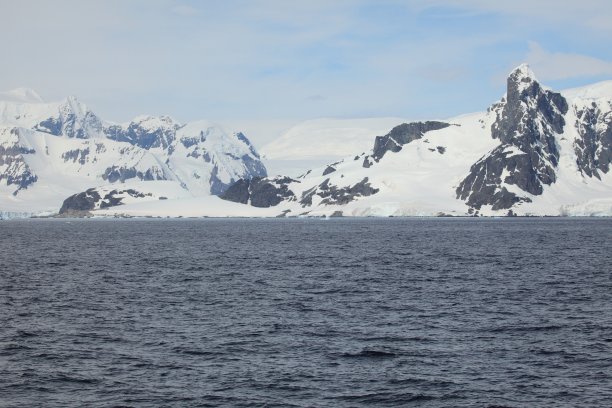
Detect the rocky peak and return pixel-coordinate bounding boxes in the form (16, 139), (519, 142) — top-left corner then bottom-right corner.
(106, 115), (180, 150)
(456, 65), (570, 211)
(507, 63), (537, 95)
(495, 64), (567, 146)
(34, 96), (104, 139)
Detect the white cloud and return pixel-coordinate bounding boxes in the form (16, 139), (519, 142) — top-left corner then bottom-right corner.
(526, 42), (612, 81)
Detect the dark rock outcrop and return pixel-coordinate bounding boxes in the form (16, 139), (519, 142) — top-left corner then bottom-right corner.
(366, 121), (451, 165)
(221, 176), (297, 208)
(322, 161), (342, 176)
(59, 188), (101, 213)
(322, 165), (337, 176)
(59, 188), (151, 214)
(102, 166), (165, 183)
(61, 148), (90, 164)
(300, 177), (379, 206)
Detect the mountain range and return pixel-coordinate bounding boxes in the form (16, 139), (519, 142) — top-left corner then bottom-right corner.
(220, 64), (612, 217)
(1, 64), (611, 218)
(0, 90), (266, 217)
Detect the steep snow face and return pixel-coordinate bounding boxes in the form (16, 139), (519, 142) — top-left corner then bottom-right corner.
(0, 94), (266, 213)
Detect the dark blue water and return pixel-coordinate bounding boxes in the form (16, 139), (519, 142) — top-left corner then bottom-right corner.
(1, 218), (611, 407)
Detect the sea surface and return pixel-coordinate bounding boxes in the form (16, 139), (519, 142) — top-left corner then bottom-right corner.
(1, 218), (611, 407)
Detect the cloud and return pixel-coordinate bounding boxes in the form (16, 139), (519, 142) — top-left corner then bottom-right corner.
(525, 42), (612, 81)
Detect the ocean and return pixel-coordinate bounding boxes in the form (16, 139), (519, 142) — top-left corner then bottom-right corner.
(1, 218), (611, 407)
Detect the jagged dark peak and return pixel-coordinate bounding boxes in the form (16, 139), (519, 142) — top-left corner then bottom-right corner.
(457, 65), (571, 211)
(503, 64), (567, 120)
(492, 64), (568, 146)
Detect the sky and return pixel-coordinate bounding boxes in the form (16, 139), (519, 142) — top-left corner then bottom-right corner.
(1, 0), (612, 144)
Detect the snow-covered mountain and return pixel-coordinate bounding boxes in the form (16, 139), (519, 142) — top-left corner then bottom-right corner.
(0, 92), (266, 215)
(4, 64), (611, 218)
(219, 65), (612, 217)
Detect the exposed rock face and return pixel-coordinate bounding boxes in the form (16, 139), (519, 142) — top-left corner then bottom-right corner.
(61, 148), (90, 164)
(300, 177), (379, 206)
(236, 154), (268, 185)
(322, 165), (337, 176)
(456, 146), (533, 210)
(106, 116), (179, 150)
(457, 65), (569, 210)
(0, 129), (38, 195)
(59, 187), (151, 214)
(34, 96), (104, 139)
(59, 188), (101, 213)
(368, 121), (451, 163)
(102, 166), (166, 183)
(221, 176), (297, 208)
(574, 101), (612, 179)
